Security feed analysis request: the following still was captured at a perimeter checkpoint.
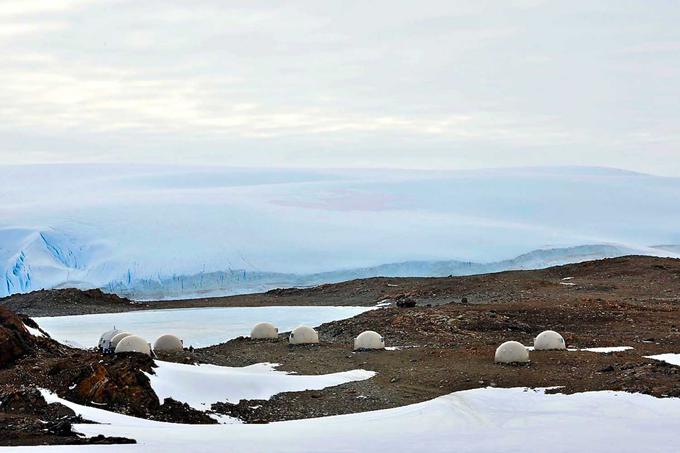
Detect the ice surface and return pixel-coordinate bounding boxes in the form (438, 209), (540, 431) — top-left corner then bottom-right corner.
(2, 165), (680, 298)
(34, 306), (371, 349)
(147, 361), (375, 411)
(646, 353), (680, 366)
(36, 387), (680, 453)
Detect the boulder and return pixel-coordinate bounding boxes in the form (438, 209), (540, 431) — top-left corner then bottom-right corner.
(0, 307), (31, 368)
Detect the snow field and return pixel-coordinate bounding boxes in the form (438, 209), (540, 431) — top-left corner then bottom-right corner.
(34, 387), (680, 453)
(147, 360), (376, 412)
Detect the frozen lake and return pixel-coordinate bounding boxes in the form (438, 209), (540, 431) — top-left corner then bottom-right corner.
(34, 306), (371, 349)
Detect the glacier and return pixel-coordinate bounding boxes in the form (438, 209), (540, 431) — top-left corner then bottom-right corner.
(1, 164), (679, 299)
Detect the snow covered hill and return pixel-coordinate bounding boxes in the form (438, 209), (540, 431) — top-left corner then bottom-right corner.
(1, 165), (679, 299)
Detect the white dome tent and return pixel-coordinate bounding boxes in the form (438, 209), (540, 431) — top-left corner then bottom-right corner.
(289, 326), (319, 345)
(154, 334), (184, 353)
(115, 335), (152, 356)
(534, 330), (566, 350)
(495, 340), (530, 364)
(250, 322), (278, 339)
(110, 332), (132, 350)
(98, 328), (122, 352)
(354, 331), (385, 350)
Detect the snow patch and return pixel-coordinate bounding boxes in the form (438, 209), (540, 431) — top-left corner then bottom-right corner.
(147, 361), (376, 411)
(23, 323), (45, 337)
(208, 413), (241, 424)
(526, 346), (632, 353)
(645, 354), (680, 366)
(577, 346), (633, 353)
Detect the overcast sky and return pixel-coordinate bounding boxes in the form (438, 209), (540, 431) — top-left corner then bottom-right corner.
(1, 1), (679, 174)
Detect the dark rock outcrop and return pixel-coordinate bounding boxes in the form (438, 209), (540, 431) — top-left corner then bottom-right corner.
(0, 288), (140, 317)
(0, 387), (136, 446)
(0, 307), (32, 368)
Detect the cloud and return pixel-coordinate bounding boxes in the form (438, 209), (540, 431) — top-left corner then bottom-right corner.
(0, 1), (679, 175)
(0, 22), (67, 40)
(0, 0), (86, 17)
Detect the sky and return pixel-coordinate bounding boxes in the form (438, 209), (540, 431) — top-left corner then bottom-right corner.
(1, 1), (679, 175)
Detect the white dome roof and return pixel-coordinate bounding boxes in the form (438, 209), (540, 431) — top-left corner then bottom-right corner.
(98, 329), (122, 348)
(251, 322), (278, 339)
(534, 330), (566, 350)
(354, 331), (385, 350)
(110, 332), (132, 349)
(289, 325), (319, 345)
(495, 340), (530, 364)
(115, 335), (151, 355)
(153, 334), (183, 353)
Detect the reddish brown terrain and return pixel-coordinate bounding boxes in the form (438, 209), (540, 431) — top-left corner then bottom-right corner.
(0, 307), (214, 446)
(1, 255), (679, 444)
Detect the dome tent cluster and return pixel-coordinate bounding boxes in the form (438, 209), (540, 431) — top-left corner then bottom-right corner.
(98, 329), (184, 356)
(494, 330), (567, 364)
(249, 322), (386, 351)
(100, 324), (565, 364)
(100, 321), (388, 356)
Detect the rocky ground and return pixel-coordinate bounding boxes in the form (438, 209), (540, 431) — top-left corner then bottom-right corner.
(0, 307), (215, 446)
(0, 288), (147, 317)
(193, 294), (680, 422)
(1, 255), (680, 444)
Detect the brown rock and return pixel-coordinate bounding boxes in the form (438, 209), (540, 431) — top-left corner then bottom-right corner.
(0, 307), (32, 368)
